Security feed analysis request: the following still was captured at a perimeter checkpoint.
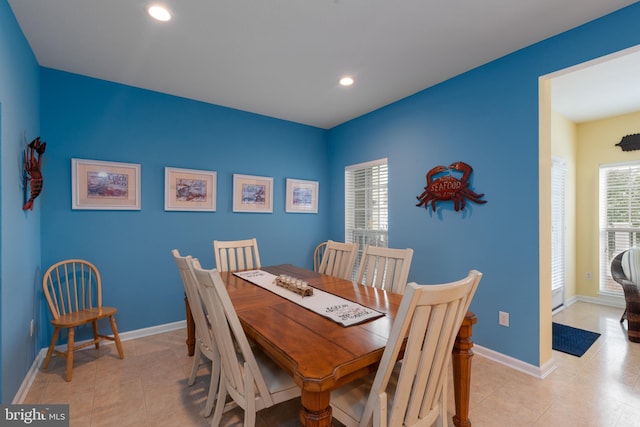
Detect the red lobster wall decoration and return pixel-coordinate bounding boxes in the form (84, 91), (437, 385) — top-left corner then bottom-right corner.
(23, 136), (46, 211)
(416, 161), (487, 212)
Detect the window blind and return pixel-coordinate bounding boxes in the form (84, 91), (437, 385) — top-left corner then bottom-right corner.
(551, 157), (566, 293)
(599, 161), (640, 294)
(345, 158), (389, 277)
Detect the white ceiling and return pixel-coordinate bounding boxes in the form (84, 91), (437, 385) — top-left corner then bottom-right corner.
(8, 0), (640, 129)
(550, 46), (640, 123)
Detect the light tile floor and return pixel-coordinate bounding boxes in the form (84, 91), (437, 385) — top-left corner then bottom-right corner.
(22, 301), (640, 426)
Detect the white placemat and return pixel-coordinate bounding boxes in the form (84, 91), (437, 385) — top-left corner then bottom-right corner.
(233, 270), (384, 327)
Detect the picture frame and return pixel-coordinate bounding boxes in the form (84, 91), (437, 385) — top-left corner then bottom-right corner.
(164, 167), (217, 211)
(286, 178), (318, 213)
(72, 158), (141, 210)
(233, 174), (273, 213)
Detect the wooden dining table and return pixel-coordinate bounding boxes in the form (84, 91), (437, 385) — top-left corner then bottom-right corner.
(185, 264), (477, 427)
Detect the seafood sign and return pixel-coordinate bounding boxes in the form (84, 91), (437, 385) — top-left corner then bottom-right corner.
(416, 161), (487, 212)
(22, 136), (46, 210)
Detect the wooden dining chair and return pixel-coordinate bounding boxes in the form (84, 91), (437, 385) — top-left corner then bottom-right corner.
(190, 260), (301, 427)
(313, 241), (328, 272)
(172, 249), (221, 417)
(330, 270), (482, 427)
(318, 240), (358, 280)
(42, 259), (124, 382)
(356, 245), (414, 293)
(213, 238), (261, 272)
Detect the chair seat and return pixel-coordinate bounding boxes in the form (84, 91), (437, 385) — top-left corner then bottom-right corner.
(330, 361), (401, 426)
(253, 347), (299, 398)
(51, 307), (118, 328)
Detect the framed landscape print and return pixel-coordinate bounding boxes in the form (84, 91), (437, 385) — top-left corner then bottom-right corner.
(165, 167), (216, 211)
(72, 158), (141, 210)
(233, 174), (273, 213)
(286, 178), (318, 213)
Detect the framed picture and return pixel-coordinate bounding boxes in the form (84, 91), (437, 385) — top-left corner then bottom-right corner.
(233, 174), (273, 213)
(286, 178), (318, 213)
(72, 159), (141, 210)
(165, 167), (216, 211)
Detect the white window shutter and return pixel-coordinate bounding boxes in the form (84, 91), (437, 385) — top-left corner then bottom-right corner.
(599, 161), (640, 294)
(345, 159), (389, 277)
(551, 157), (566, 293)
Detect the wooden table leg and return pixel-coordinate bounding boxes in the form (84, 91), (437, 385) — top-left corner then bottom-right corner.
(299, 390), (332, 427)
(452, 311), (477, 427)
(185, 294), (195, 357)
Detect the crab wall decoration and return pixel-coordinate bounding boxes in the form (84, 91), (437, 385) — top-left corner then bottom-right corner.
(416, 161), (487, 212)
(23, 136), (46, 211)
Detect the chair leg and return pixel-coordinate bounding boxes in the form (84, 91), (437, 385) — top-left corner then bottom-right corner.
(188, 345), (202, 386)
(211, 380), (227, 427)
(627, 310), (640, 343)
(43, 327), (60, 369)
(244, 364), (256, 427)
(66, 327), (75, 382)
(109, 316), (124, 359)
(374, 392), (387, 427)
(437, 375), (447, 427)
(621, 309), (627, 323)
(204, 354), (221, 417)
(92, 320), (100, 349)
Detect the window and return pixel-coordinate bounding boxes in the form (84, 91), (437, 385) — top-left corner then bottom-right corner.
(551, 157), (566, 297)
(599, 161), (640, 295)
(345, 158), (389, 277)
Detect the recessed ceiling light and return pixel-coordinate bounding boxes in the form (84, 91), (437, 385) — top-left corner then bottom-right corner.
(339, 76), (354, 86)
(148, 4), (172, 22)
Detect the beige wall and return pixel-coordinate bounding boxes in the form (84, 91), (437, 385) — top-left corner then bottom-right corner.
(575, 111), (640, 297)
(551, 111), (577, 300)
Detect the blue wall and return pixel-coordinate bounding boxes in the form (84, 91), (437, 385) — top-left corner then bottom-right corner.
(39, 69), (329, 345)
(3, 0), (640, 402)
(0, 0), (41, 403)
(328, 3), (640, 365)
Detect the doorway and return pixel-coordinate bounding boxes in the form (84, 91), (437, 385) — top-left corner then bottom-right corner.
(539, 44), (640, 363)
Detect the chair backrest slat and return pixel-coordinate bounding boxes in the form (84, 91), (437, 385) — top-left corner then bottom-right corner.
(318, 240), (358, 280)
(213, 238), (261, 272)
(43, 259), (102, 320)
(72, 263), (80, 312)
(313, 241), (327, 272)
(356, 245), (414, 293)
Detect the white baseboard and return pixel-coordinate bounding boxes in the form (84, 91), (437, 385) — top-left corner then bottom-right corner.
(575, 294), (625, 309)
(118, 320), (186, 342)
(12, 320), (187, 404)
(475, 296), (624, 380)
(473, 344), (557, 379)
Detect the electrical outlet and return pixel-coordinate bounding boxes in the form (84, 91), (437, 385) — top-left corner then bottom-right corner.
(499, 311), (509, 327)
(586, 272), (592, 280)
(29, 319), (35, 337)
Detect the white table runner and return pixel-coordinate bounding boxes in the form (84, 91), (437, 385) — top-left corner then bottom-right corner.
(233, 270), (384, 327)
